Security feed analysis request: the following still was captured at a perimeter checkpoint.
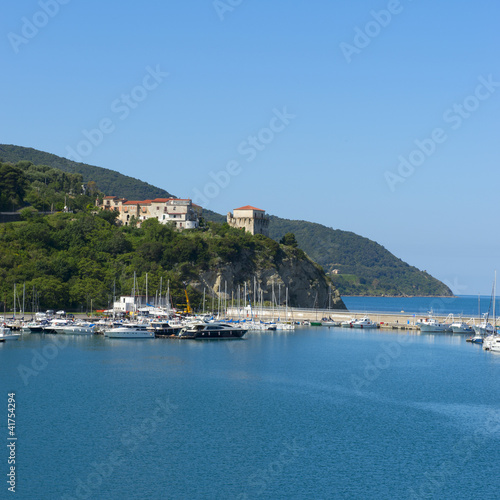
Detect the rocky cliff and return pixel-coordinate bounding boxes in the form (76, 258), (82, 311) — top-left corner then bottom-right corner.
(189, 243), (346, 310)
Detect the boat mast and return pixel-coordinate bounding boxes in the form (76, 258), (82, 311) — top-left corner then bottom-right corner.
(133, 272), (137, 317)
(494, 270), (497, 330)
(166, 280), (170, 314)
(272, 280), (275, 322)
(278, 283), (281, 322)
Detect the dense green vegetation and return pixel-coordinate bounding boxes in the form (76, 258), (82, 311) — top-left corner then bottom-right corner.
(0, 145), (452, 297)
(0, 212), (309, 313)
(0, 144), (173, 203)
(0, 161), (96, 212)
(0, 144), (225, 222)
(268, 217), (452, 296)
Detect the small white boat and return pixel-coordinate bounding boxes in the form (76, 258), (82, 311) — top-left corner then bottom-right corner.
(489, 338), (500, 352)
(450, 318), (474, 334)
(352, 317), (378, 329)
(275, 322), (296, 330)
(467, 332), (484, 344)
(473, 314), (495, 336)
(417, 313), (452, 333)
(43, 318), (72, 334)
(341, 318), (356, 327)
(0, 326), (21, 341)
(104, 323), (154, 339)
(60, 323), (96, 335)
(483, 335), (498, 350)
(321, 320), (340, 327)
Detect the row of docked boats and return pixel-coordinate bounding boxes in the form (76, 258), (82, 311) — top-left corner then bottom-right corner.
(416, 313), (496, 335)
(414, 312), (500, 350)
(21, 318), (97, 335)
(7, 316), (248, 340)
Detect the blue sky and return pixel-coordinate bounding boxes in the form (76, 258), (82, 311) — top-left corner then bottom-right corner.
(2, 0), (499, 294)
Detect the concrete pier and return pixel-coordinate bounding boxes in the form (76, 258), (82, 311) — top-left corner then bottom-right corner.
(224, 307), (485, 331)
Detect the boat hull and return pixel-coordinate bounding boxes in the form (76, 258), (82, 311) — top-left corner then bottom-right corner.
(418, 324), (451, 333)
(0, 334), (20, 341)
(179, 328), (247, 339)
(61, 326), (95, 335)
(451, 326), (474, 334)
(104, 328), (154, 339)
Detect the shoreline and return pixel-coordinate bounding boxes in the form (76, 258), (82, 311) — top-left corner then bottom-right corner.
(341, 295), (456, 298)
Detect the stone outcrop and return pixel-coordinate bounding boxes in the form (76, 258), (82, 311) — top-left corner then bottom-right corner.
(189, 247), (346, 310)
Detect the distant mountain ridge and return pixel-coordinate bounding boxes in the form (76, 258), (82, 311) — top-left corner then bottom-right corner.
(267, 217), (453, 297)
(0, 144), (452, 296)
(0, 144), (225, 223)
(0, 144), (173, 201)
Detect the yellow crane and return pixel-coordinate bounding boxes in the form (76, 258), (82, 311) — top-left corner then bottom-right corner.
(177, 288), (192, 315)
(184, 288), (192, 315)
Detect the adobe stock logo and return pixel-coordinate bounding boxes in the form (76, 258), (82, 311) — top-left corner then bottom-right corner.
(339, 0), (408, 63)
(65, 65), (168, 163)
(213, 0), (244, 21)
(192, 107), (296, 207)
(385, 74), (499, 192)
(8, 0), (71, 54)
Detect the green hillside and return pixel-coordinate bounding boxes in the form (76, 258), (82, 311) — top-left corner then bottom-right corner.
(0, 144), (225, 223)
(0, 144), (452, 297)
(0, 144), (172, 201)
(268, 217), (452, 296)
(0, 212), (339, 312)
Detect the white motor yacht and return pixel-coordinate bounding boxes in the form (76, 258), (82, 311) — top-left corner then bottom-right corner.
(450, 319), (474, 334)
(0, 326), (21, 341)
(104, 323), (154, 339)
(417, 313), (452, 333)
(352, 317), (378, 328)
(60, 322), (96, 335)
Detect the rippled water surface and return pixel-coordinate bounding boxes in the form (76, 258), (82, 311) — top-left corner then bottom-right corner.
(1, 328), (499, 499)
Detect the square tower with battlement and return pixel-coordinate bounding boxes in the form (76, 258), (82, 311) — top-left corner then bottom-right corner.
(227, 205), (269, 236)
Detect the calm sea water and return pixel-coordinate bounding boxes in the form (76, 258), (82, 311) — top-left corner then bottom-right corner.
(1, 329), (499, 500)
(342, 295), (500, 318)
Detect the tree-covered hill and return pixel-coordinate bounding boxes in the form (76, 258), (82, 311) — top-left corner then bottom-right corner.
(0, 144), (226, 223)
(268, 216), (452, 296)
(0, 144), (173, 202)
(0, 145), (452, 297)
(0, 212), (340, 312)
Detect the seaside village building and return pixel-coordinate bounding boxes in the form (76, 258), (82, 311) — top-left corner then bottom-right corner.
(100, 196), (201, 229)
(227, 205), (269, 236)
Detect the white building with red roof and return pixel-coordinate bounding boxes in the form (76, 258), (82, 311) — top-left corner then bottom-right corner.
(227, 205), (269, 236)
(101, 196), (200, 229)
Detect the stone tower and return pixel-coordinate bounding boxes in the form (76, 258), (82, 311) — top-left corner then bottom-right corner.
(227, 205), (269, 236)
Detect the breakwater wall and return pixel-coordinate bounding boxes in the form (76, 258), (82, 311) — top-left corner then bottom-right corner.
(225, 307), (488, 330)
